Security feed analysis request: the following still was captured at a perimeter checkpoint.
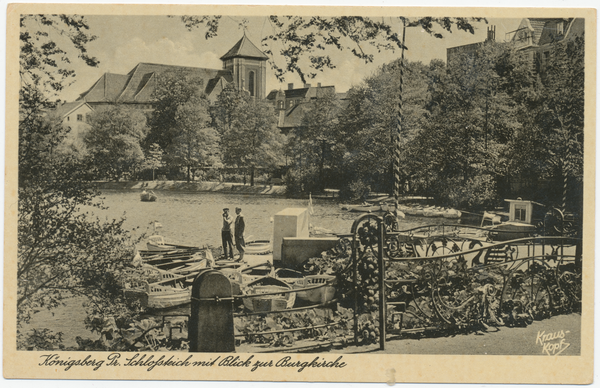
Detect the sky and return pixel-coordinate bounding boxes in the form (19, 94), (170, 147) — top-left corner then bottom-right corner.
(48, 15), (522, 102)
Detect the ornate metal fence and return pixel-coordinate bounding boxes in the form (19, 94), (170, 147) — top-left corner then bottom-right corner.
(345, 213), (582, 350)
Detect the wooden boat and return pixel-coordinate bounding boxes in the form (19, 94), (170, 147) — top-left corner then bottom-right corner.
(347, 204), (382, 213)
(485, 199), (543, 241)
(145, 235), (200, 252)
(146, 235), (176, 251)
(443, 208), (462, 219)
(244, 240), (273, 255)
(275, 268), (336, 304)
(423, 207), (444, 217)
(489, 222), (536, 241)
(144, 276), (191, 309)
(242, 276), (296, 312)
(122, 268), (191, 309)
(140, 191), (157, 202)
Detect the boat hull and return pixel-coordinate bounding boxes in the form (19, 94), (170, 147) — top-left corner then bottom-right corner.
(490, 222), (536, 241)
(242, 277), (296, 312)
(293, 275), (336, 304)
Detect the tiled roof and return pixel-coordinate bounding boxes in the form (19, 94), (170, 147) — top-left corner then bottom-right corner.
(266, 90), (280, 100)
(284, 88), (310, 99)
(279, 104), (308, 129)
(220, 34), (269, 61)
(528, 19), (548, 45)
(117, 63), (232, 102)
(205, 76), (232, 101)
(78, 63), (233, 104)
(54, 101), (92, 118)
(78, 73), (128, 102)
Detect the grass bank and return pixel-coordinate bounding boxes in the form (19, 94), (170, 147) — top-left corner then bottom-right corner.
(93, 180), (287, 196)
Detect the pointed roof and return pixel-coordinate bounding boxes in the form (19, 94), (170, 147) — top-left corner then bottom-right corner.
(116, 63), (232, 102)
(55, 101), (94, 119)
(78, 72), (129, 102)
(77, 63), (233, 104)
(220, 34), (269, 61)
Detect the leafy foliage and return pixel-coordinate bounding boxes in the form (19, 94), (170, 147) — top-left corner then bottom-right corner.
(287, 88), (342, 192)
(18, 15), (140, 349)
(164, 96), (219, 182)
(215, 86), (285, 186)
(20, 15), (99, 98)
(85, 105), (148, 180)
(147, 70), (207, 151)
(178, 16), (484, 83)
(337, 60), (430, 198)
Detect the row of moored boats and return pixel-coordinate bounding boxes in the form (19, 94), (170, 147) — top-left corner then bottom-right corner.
(122, 236), (336, 311)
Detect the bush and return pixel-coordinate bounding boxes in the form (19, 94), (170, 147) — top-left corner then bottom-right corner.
(440, 175), (499, 211)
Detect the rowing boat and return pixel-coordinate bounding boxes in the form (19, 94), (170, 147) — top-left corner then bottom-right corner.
(242, 276), (296, 312)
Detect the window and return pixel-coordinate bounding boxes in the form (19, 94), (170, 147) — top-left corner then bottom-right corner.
(66, 116), (70, 121)
(515, 206), (527, 222)
(556, 21), (564, 35)
(77, 114), (83, 121)
(277, 101), (284, 109)
(289, 100), (295, 108)
(248, 71), (255, 97)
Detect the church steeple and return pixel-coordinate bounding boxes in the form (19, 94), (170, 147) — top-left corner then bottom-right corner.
(221, 34), (268, 99)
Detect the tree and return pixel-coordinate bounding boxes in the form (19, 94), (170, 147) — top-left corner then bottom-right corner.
(85, 105), (148, 181)
(506, 35), (584, 210)
(216, 88), (285, 186)
(143, 143), (165, 181)
(288, 88), (341, 192)
(408, 42), (521, 209)
(146, 70), (206, 151)
(18, 15), (138, 348)
(336, 60), (430, 199)
(164, 97), (219, 182)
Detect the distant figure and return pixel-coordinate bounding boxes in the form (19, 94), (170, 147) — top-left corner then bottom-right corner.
(221, 208), (234, 260)
(234, 207), (246, 262)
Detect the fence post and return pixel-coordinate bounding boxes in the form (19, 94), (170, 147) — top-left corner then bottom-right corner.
(189, 269), (235, 352)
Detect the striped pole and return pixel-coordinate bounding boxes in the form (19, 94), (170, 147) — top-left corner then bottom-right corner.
(562, 161), (568, 212)
(393, 19), (407, 210)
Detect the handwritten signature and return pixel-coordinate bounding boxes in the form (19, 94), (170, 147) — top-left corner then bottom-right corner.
(536, 330), (570, 356)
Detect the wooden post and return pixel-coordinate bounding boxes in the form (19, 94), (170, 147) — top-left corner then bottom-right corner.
(189, 269), (235, 352)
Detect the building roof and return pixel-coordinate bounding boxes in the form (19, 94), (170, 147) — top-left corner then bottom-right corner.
(78, 63), (233, 104)
(279, 104), (309, 129)
(512, 18), (578, 47)
(527, 19), (548, 45)
(220, 34), (269, 61)
(77, 73), (129, 102)
(55, 101), (94, 119)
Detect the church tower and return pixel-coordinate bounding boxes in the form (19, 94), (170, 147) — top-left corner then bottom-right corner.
(220, 34), (269, 100)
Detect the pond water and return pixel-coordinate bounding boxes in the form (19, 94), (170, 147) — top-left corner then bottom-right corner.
(23, 189), (448, 348)
(90, 190), (443, 249)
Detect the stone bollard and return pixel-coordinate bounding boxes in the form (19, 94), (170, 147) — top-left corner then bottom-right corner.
(189, 269), (235, 352)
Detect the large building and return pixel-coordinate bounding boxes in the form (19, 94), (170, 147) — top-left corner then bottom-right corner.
(56, 33), (346, 140)
(447, 18), (584, 73)
(266, 82), (347, 134)
(55, 34), (269, 137)
(507, 18), (584, 73)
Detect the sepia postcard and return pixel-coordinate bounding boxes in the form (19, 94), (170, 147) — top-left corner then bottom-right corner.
(4, 3), (596, 384)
